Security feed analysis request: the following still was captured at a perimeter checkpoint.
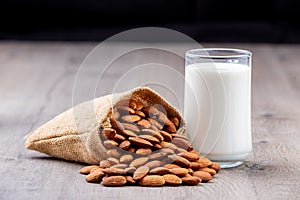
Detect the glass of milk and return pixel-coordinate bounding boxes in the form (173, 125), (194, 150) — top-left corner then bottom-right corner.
(184, 48), (252, 168)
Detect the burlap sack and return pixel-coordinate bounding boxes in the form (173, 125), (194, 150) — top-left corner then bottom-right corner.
(25, 87), (186, 164)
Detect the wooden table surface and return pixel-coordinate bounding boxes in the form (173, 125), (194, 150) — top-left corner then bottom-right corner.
(0, 42), (299, 200)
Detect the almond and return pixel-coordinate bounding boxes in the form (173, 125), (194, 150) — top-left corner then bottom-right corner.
(198, 167), (217, 176)
(181, 176), (201, 185)
(135, 110), (146, 118)
(138, 135), (160, 144)
(137, 119), (152, 129)
(141, 129), (164, 141)
(110, 118), (124, 132)
(163, 164), (181, 169)
(153, 143), (162, 150)
(148, 152), (167, 160)
(143, 106), (159, 116)
(120, 154), (133, 164)
(163, 123), (177, 133)
(111, 164), (128, 169)
(118, 106), (135, 115)
(113, 134), (125, 143)
(125, 167), (136, 174)
(171, 138), (193, 151)
(163, 174), (182, 186)
(101, 176), (127, 186)
(127, 147), (136, 153)
(112, 110), (120, 119)
(126, 176), (136, 184)
(145, 160), (161, 169)
(129, 99), (137, 109)
(196, 157), (212, 168)
(121, 130), (137, 138)
(102, 168), (126, 176)
(159, 141), (177, 150)
(179, 152), (200, 162)
(136, 148), (152, 155)
(107, 157), (119, 165)
(159, 148), (175, 155)
(129, 157), (149, 168)
(174, 148), (187, 154)
(190, 162), (203, 170)
(210, 162), (221, 172)
(99, 160), (111, 168)
(121, 115), (141, 123)
(119, 140), (131, 150)
(139, 175), (165, 187)
(149, 167), (170, 175)
(128, 137), (153, 148)
(133, 166), (149, 180)
(193, 171), (213, 182)
(168, 155), (191, 168)
(102, 128), (116, 139)
(170, 134), (189, 141)
(159, 130), (172, 142)
(79, 165), (100, 175)
(169, 168), (189, 177)
(103, 140), (118, 149)
(107, 149), (122, 158)
(148, 118), (163, 130)
(86, 168), (105, 182)
(170, 117), (180, 128)
(122, 123), (140, 132)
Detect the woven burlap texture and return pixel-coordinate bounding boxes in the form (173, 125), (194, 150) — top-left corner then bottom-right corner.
(25, 87), (186, 164)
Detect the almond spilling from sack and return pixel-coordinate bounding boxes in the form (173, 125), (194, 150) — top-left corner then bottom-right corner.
(80, 97), (221, 186)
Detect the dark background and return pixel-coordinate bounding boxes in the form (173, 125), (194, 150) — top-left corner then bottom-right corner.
(1, 0), (300, 43)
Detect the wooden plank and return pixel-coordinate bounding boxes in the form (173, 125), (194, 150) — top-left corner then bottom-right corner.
(0, 42), (299, 200)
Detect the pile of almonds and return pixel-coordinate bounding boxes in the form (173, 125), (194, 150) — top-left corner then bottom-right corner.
(80, 98), (220, 186)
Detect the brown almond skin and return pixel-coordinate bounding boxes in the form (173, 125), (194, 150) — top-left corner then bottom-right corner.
(126, 176), (136, 185)
(128, 137), (153, 148)
(160, 141), (177, 150)
(121, 115), (141, 123)
(110, 118), (124, 132)
(112, 110), (120, 119)
(193, 171), (213, 182)
(149, 167), (170, 175)
(99, 160), (111, 168)
(118, 106), (135, 115)
(141, 129), (164, 141)
(129, 157), (149, 168)
(159, 130), (172, 142)
(181, 176), (201, 185)
(101, 176), (127, 186)
(102, 168), (126, 176)
(210, 162), (221, 172)
(127, 147), (136, 153)
(139, 175), (165, 187)
(159, 148), (175, 154)
(135, 99), (144, 110)
(121, 130), (137, 138)
(136, 148), (152, 155)
(163, 123), (177, 133)
(122, 123), (140, 132)
(119, 140), (131, 150)
(179, 152), (200, 162)
(80, 165), (100, 174)
(120, 154), (134, 164)
(133, 166), (150, 180)
(138, 135), (160, 144)
(86, 169), (105, 182)
(113, 134), (126, 143)
(125, 167), (136, 174)
(169, 168), (189, 177)
(168, 155), (191, 168)
(135, 110), (146, 118)
(129, 99), (137, 109)
(163, 164), (181, 169)
(137, 119), (152, 129)
(171, 134), (189, 141)
(107, 157), (119, 165)
(196, 157), (212, 168)
(148, 118), (163, 130)
(102, 128), (116, 139)
(145, 160), (161, 169)
(143, 106), (160, 116)
(170, 117), (180, 128)
(148, 152), (167, 160)
(111, 164), (128, 169)
(171, 138), (193, 151)
(163, 174), (182, 186)
(198, 167), (217, 176)
(103, 140), (119, 149)
(107, 149), (122, 158)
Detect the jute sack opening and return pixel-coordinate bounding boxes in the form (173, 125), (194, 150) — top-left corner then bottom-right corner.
(25, 87), (186, 164)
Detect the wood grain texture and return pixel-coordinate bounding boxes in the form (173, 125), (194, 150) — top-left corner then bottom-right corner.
(0, 42), (299, 200)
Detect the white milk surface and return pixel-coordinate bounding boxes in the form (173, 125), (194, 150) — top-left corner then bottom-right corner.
(184, 62), (252, 161)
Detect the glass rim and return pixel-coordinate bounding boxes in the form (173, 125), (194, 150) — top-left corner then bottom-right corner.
(186, 48), (252, 59)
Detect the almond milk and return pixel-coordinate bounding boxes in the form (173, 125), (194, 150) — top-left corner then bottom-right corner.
(184, 62), (252, 163)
